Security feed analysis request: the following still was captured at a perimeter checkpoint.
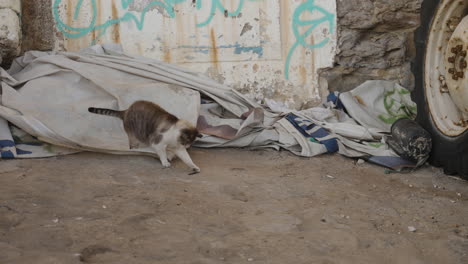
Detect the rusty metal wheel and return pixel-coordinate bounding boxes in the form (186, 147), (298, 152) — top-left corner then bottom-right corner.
(413, 0), (468, 178)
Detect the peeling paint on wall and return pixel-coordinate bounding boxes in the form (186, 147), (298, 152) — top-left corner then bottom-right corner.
(52, 0), (337, 109)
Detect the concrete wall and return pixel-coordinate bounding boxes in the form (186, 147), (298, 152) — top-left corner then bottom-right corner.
(49, 0), (337, 109)
(0, 0), (21, 65)
(16, 1), (424, 108)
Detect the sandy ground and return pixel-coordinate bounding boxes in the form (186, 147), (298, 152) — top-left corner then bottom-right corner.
(0, 148), (467, 264)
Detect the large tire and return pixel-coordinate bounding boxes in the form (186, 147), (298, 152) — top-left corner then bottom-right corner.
(412, 0), (468, 179)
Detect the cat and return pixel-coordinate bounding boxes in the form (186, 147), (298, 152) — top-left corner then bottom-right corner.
(88, 100), (202, 174)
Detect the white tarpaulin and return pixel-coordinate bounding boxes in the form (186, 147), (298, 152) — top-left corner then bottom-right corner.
(0, 44), (418, 171)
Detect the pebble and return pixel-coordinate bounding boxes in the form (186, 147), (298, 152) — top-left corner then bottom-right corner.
(357, 159), (365, 165)
(408, 226), (417, 232)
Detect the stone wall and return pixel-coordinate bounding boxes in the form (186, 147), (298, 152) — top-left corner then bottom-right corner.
(320, 0), (423, 92)
(21, 0), (55, 52)
(0, 0), (21, 66)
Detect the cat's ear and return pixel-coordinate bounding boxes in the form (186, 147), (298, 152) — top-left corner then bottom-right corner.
(197, 133), (203, 138)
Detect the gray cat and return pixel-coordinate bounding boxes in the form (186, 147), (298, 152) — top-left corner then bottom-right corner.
(89, 100), (201, 174)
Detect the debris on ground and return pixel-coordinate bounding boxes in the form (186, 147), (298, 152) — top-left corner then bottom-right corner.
(0, 44), (429, 173)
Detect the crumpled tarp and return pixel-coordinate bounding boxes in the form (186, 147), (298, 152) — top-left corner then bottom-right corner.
(0, 44), (418, 171)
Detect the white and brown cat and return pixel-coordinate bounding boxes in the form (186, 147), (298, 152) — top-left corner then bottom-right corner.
(89, 100), (202, 174)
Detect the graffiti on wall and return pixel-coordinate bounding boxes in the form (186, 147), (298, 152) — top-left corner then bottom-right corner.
(285, 0), (335, 80)
(53, 0), (335, 80)
(53, 0), (257, 39)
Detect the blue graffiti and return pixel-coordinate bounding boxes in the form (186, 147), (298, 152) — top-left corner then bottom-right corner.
(196, 0), (244, 27)
(53, 0), (334, 81)
(285, 0), (335, 80)
(179, 43), (263, 57)
(53, 0), (257, 41)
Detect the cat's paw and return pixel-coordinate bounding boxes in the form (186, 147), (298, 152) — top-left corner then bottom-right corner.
(189, 167), (201, 175)
(161, 160), (171, 168)
(167, 152), (175, 161)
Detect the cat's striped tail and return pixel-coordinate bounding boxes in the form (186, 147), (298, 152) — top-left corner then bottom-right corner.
(88, 107), (123, 119)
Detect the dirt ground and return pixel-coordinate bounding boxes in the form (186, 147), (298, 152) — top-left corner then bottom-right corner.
(0, 148), (467, 264)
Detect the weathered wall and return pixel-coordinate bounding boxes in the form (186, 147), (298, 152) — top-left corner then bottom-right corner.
(21, 0), (55, 52)
(18, 0), (424, 108)
(320, 0), (423, 92)
(48, 0), (338, 109)
(0, 0), (21, 66)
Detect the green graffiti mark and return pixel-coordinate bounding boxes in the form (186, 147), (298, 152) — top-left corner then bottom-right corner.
(285, 0), (335, 80)
(368, 142), (385, 148)
(378, 88), (417, 124)
(53, 0), (256, 41)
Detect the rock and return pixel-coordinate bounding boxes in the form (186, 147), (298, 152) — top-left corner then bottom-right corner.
(408, 226), (417, 232)
(337, 0), (376, 29)
(374, 1), (422, 31)
(0, 0), (21, 14)
(0, 8), (21, 66)
(338, 0), (422, 31)
(322, 0), (422, 92)
(337, 31), (408, 69)
(21, 0), (56, 52)
(319, 62), (414, 92)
